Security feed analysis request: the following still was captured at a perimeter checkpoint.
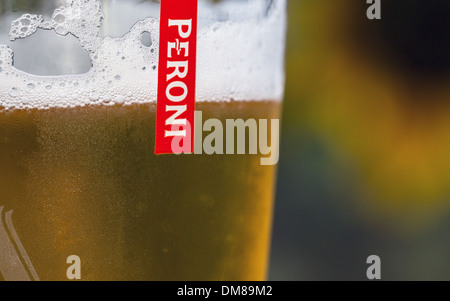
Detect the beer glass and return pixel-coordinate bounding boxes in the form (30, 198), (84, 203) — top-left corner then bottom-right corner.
(0, 0), (286, 281)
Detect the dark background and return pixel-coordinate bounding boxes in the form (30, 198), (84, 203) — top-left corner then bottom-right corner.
(270, 0), (450, 280)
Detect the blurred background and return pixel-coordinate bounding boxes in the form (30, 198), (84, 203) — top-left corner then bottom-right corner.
(270, 0), (450, 280)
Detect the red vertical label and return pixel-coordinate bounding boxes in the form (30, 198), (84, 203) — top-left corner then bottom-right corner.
(155, 0), (198, 154)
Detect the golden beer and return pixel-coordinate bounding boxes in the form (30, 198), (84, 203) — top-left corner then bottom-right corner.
(0, 101), (280, 280)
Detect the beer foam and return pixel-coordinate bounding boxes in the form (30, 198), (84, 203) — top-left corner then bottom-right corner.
(0, 0), (286, 110)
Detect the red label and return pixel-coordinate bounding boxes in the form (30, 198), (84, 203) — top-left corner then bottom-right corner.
(155, 0), (198, 154)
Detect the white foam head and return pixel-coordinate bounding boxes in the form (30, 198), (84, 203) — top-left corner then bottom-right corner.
(0, 0), (286, 110)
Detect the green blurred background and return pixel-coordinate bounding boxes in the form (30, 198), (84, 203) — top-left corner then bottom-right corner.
(269, 0), (450, 280)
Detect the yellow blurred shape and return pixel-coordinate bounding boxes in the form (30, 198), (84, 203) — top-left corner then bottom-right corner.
(286, 0), (450, 228)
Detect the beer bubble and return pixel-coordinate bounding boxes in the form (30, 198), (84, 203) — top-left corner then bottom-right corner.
(55, 26), (69, 35)
(54, 14), (66, 23)
(140, 31), (153, 47)
(27, 83), (35, 90)
(9, 14), (43, 41)
(115, 95), (125, 105)
(90, 92), (100, 101)
(9, 87), (18, 97)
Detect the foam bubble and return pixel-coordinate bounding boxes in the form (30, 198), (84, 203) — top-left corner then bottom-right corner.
(0, 0), (286, 111)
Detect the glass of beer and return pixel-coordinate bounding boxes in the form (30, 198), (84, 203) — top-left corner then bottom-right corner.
(0, 0), (286, 281)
